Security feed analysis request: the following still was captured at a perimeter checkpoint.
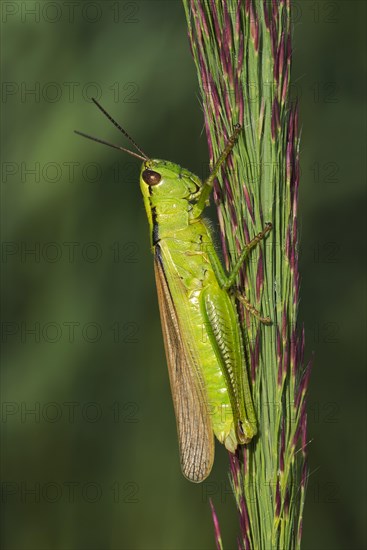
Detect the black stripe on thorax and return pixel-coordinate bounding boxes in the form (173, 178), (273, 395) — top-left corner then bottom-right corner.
(151, 205), (159, 245)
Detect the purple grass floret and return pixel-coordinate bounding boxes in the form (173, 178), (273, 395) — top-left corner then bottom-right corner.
(273, 97), (281, 131)
(229, 452), (241, 491)
(235, 0), (242, 38)
(282, 66), (289, 103)
(286, 141), (292, 183)
(197, 0), (209, 38)
(296, 360), (312, 410)
(224, 90), (232, 120)
(278, 33), (285, 82)
(284, 489), (290, 516)
(263, 0), (270, 29)
(240, 496), (251, 547)
(283, 344), (289, 377)
(203, 114), (213, 161)
(237, 32), (244, 75)
(300, 402), (308, 453)
(242, 217), (250, 245)
(270, 21), (277, 58)
(224, 4), (232, 53)
(242, 183), (254, 220)
(276, 327), (282, 361)
(210, 498), (223, 550)
(250, 5), (259, 51)
(273, 52), (279, 82)
(210, 0), (221, 47)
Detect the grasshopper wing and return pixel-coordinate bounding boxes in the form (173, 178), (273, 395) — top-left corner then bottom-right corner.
(154, 251), (214, 482)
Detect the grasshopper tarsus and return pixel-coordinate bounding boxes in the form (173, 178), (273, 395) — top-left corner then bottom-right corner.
(235, 291), (272, 325)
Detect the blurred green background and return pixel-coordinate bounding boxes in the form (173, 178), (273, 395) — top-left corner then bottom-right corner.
(1, 1), (366, 549)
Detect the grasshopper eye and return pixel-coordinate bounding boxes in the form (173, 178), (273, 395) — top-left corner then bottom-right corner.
(142, 169), (162, 186)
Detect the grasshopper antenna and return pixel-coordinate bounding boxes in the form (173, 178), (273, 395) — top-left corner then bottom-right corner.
(74, 98), (149, 162)
(91, 98), (149, 159)
(74, 130), (147, 162)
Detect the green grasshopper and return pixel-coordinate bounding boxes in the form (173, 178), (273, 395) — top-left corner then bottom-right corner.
(75, 99), (272, 482)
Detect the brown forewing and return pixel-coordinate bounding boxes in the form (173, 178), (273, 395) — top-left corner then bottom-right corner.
(154, 250), (214, 482)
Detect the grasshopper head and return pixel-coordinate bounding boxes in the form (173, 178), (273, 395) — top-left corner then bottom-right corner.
(140, 159), (202, 201)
